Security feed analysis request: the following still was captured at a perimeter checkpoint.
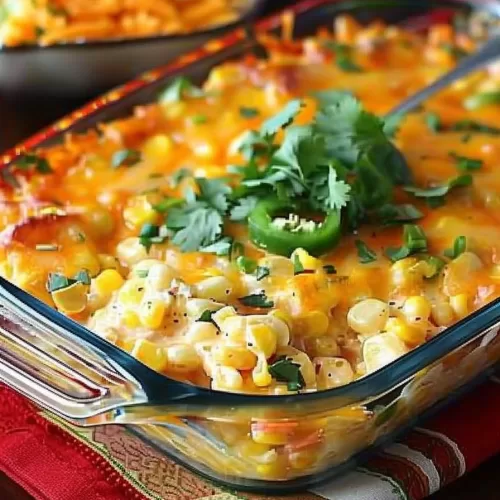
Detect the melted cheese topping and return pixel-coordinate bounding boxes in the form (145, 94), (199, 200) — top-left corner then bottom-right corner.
(2, 15), (500, 395)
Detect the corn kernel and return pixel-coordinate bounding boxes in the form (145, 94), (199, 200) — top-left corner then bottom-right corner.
(213, 345), (257, 370)
(130, 339), (168, 372)
(252, 430), (289, 446)
(290, 248), (321, 271)
(161, 101), (186, 119)
(431, 302), (455, 326)
(252, 357), (273, 387)
(142, 134), (173, 162)
(81, 206), (115, 239)
(235, 438), (273, 460)
(247, 324), (277, 359)
(166, 344), (200, 372)
(51, 282), (88, 314)
(288, 449), (317, 470)
(255, 460), (285, 479)
(118, 279), (145, 306)
(146, 262), (175, 290)
(315, 357), (354, 390)
(269, 309), (292, 328)
(258, 255), (294, 276)
(363, 332), (409, 373)
(122, 310), (141, 328)
(390, 257), (419, 287)
(186, 298), (224, 319)
(68, 246), (101, 277)
(385, 316), (426, 345)
(123, 195), (159, 230)
(211, 305), (237, 326)
(185, 321), (219, 343)
(193, 141), (217, 160)
(450, 294), (469, 319)
(212, 365), (244, 390)
(195, 276), (233, 302)
(403, 296), (432, 322)
(347, 299), (389, 336)
(93, 269), (124, 298)
(297, 310), (329, 337)
(116, 237), (148, 266)
(139, 299), (166, 329)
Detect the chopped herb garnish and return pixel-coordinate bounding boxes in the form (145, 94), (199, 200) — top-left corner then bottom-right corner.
(111, 149), (141, 169)
(238, 292), (274, 308)
(293, 254), (305, 274)
(14, 154), (53, 174)
(385, 224), (427, 262)
(46, 270), (91, 292)
(404, 174), (472, 200)
(236, 256), (257, 274)
(423, 255), (446, 278)
(444, 235), (467, 259)
(355, 239), (377, 263)
(35, 26), (45, 38)
(268, 357), (305, 391)
(449, 152), (483, 171)
(440, 43), (468, 59)
(425, 112), (442, 133)
(138, 224), (169, 251)
(153, 197), (183, 214)
(170, 167), (191, 188)
(198, 309), (216, 323)
(464, 91), (500, 111)
(136, 270), (149, 278)
(158, 76), (204, 103)
(239, 107), (260, 118)
(191, 114), (208, 125)
(255, 266), (270, 281)
(450, 120), (500, 135)
(323, 41), (363, 72)
(377, 204), (423, 225)
(323, 264), (337, 274)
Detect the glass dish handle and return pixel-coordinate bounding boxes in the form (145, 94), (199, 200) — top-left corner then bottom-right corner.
(0, 277), (153, 422)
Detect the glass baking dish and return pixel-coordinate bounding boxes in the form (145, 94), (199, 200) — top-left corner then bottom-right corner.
(1, 0), (500, 493)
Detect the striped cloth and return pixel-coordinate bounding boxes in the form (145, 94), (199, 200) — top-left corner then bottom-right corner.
(0, 375), (499, 500)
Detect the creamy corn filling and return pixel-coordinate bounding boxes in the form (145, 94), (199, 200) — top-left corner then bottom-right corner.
(2, 15), (500, 397)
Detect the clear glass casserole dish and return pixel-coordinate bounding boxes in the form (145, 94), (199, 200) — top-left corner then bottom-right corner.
(1, 0), (500, 493)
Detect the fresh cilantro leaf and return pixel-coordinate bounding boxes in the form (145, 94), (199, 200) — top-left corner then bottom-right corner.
(326, 165), (351, 211)
(404, 174), (472, 199)
(159, 77), (204, 103)
(35, 26), (45, 38)
(444, 235), (467, 259)
(268, 357), (305, 391)
(310, 89), (353, 108)
(255, 266), (270, 281)
(450, 120), (500, 135)
(385, 224), (427, 262)
(323, 264), (337, 274)
(239, 107), (260, 118)
(238, 130), (277, 161)
(136, 269), (149, 278)
(167, 205), (223, 252)
(46, 270), (91, 292)
(14, 154), (53, 174)
(425, 112), (442, 133)
(196, 177), (232, 213)
(377, 204), (423, 225)
(170, 167), (191, 187)
(449, 152), (483, 171)
(238, 292), (274, 308)
(111, 149), (141, 168)
(236, 256), (257, 274)
(200, 237), (233, 256)
(355, 239), (377, 263)
(260, 99), (303, 137)
(230, 196), (259, 221)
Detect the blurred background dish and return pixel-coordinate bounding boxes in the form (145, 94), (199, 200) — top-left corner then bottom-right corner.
(0, 0), (266, 96)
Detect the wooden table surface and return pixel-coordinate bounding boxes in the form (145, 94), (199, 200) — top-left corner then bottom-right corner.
(0, 1), (498, 498)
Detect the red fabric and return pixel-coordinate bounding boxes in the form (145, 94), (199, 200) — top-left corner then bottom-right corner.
(0, 386), (148, 500)
(0, 380), (499, 500)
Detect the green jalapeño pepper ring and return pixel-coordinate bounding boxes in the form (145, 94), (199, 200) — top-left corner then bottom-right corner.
(248, 199), (341, 257)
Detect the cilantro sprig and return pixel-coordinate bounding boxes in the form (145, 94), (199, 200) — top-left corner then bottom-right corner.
(268, 357), (305, 391)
